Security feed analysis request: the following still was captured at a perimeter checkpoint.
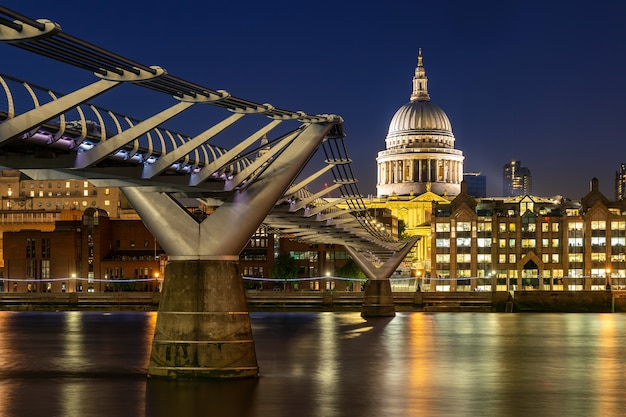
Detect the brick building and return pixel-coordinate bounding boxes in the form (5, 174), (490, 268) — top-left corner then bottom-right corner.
(429, 178), (626, 291)
(4, 208), (164, 292)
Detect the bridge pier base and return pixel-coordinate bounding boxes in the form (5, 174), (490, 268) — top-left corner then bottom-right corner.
(147, 260), (258, 379)
(361, 279), (395, 318)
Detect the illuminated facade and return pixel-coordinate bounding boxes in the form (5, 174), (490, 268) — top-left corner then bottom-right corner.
(376, 50), (464, 198)
(429, 178), (626, 291)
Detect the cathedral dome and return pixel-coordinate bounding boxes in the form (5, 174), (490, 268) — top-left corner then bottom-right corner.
(376, 49), (464, 198)
(388, 100), (452, 136)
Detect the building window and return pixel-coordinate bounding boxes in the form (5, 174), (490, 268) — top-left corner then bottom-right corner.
(568, 222), (583, 231)
(27, 259), (37, 279)
(436, 254), (450, 264)
(568, 238), (583, 247)
(568, 253), (583, 263)
(456, 222), (471, 231)
(477, 222), (491, 232)
(498, 254), (506, 264)
(477, 254), (491, 263)
(591, 220), (606, 231)
(456, 238), (470, 247)
(41, 259), (50, 279)
(41, 238), (50, 258)
(435, 239), (450, 248)
(591, 253), (606, 262)
(456, 254), (471, 263)
(26, 238), (35, 258)
(435, 223), (450, 232)
(552, 254), (559, 263)
(477, 238), (491, 248)
(591, 237), (606, 246)
(508, 254), (516, 263)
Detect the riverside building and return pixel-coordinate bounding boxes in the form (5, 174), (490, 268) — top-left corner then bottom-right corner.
(429, 178), (626, 291)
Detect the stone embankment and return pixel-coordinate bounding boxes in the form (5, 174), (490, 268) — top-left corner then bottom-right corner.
(0, 290), (623, 312)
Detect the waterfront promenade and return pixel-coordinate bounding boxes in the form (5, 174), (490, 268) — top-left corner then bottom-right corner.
(0, 290), (624, 313)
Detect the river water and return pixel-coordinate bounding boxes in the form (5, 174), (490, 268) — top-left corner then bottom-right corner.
(0, 311), (624, 417)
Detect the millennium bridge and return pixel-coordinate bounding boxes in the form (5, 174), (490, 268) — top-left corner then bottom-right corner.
(0, 6), (417, 378)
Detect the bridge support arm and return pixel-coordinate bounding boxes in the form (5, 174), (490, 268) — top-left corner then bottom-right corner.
(346, 237), (419, 318)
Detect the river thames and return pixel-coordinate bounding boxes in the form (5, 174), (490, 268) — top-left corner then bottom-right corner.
(0, 311), (624, 417)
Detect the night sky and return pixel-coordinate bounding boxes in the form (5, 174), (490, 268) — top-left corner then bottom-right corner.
(2, 1), (626, 199)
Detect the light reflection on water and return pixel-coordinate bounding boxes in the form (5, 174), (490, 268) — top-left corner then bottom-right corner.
(0, 311), (624, 416)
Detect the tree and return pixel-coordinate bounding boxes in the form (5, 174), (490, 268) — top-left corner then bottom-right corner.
(336, 258), (366, 279)
(269, 254), (299, 279)
(398, 219), (408, 239)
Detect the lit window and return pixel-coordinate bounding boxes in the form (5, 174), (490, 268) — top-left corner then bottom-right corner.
(477, 222), (491, 232)
(436, 254), (450, 264)
(456, 254), (471, 263)
(552, 239), (559, 247)
(508, 254), (516, 263)
(498, 254), (506, 264)
(477, 254), (491, 263)
(568, 238), (583, 247)
(456, 222), (471, 231)
(83, 181), (89, 188)
(611, 237), (626, 246)
(477, 238), (491, 248)
(436, 239), (450, 248)
(568, 253), (583, 262)
(436, 223), (450, 232)
(551, 254), (559, 263)
(568, 222), (583, 231)
(552, 223), (559, 232)
(611, 221), (626, 231)
(83, 190), (89, 197)
(591, 237), (606, 246)
(456, 238), (471, 247)
(591, 221), (606, 231)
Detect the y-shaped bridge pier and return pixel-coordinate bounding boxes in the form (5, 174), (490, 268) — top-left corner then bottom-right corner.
(0, 6), (418, 378)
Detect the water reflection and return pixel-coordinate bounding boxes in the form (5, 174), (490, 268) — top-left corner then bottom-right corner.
(0, 311), (625, 416)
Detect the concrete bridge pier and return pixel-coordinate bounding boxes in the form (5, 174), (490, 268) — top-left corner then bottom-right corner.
(346, 237), (419, 318)
(149, 259), (257, 378)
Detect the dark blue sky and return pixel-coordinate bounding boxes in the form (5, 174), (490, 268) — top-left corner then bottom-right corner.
(2, 1), (626, 199)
